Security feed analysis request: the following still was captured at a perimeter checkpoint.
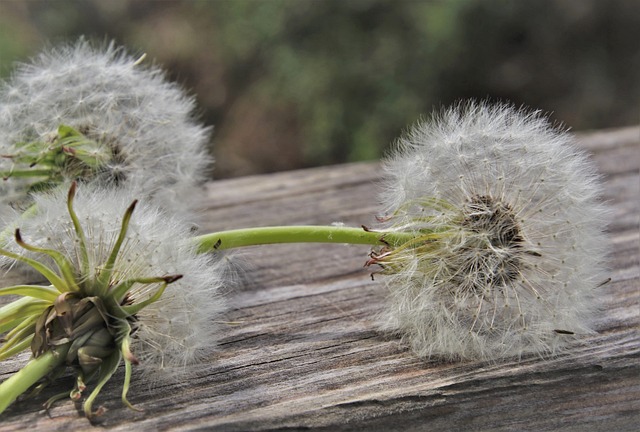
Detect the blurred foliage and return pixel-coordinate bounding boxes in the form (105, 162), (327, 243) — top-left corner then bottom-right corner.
(0, 0), (638, 178)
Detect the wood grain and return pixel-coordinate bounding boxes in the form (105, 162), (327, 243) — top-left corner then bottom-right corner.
(1, 126), (638, 431)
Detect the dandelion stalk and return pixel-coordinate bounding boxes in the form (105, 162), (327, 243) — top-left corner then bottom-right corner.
(195, 225), (415, 252)
(0, 344), (69, 413)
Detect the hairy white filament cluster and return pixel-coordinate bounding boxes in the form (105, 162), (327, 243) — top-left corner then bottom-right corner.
(5, 186), (229, 381)
(378, 102), (609, 361)
(0, 39), (212, 218)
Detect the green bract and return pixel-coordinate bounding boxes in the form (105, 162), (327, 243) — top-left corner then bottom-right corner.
(1, 125), (112, 204)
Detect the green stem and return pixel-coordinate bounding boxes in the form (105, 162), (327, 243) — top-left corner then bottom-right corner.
(0, 344), (70, 414)
(195, 225), (414, 253)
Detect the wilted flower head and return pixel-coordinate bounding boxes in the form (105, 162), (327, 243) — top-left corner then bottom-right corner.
(0, 39), (212, 218)
(0, 184), (227, 416)
(371, 102), (608, 361)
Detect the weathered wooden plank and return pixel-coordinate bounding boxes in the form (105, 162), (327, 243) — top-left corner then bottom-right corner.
(0, 127), (638, 431)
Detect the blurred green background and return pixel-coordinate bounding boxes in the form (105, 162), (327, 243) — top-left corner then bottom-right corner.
(0, 0), (638, 178)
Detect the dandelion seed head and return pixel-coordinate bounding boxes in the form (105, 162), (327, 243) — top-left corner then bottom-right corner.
(376, 102), (609, 361)
(0, 38), (212, 219)
(5, 185), (229, 382)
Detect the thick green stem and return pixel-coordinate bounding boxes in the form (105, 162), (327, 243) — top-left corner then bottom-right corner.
(0, 344), (70, 414)
(195, 225), (414, 253)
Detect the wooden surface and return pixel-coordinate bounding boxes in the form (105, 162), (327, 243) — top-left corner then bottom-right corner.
(1, 126), (638, 431)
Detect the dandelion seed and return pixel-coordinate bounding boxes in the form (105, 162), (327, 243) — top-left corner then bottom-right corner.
(0, 38), (212, 219)
(0, 184), (228, 417)
(372, 101), (609, 361)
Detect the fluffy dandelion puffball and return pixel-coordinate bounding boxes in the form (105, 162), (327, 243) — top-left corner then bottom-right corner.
(0, 39), (211, 218)
(374, 102), (608, 361)
(0, 185), (228, 414)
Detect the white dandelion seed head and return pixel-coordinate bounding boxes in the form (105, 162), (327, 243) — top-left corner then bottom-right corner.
(377, 101), (609, 361)
(0, 38), (212, 219)
(5, 185), (229, 382)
